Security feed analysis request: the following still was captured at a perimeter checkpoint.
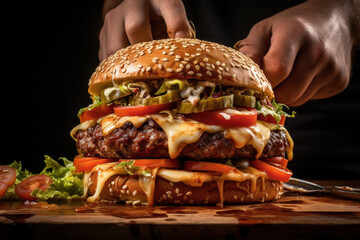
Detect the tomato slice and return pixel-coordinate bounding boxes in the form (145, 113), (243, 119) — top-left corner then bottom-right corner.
(0, 182), (7, 198)
(79, 104), (114, 123)
(188, 108), (257, 128)
(0, 166), (16, 187)
(262, 157), (288, 169)
(74, 157), (117, 172)
(250, 160), (292, 182)
(258, 114), (286, 125)
(15, 175), (53, 201)
(114, 102), (175, 117)
(183, 161), (239, 174)
(119, 159), (180, 168)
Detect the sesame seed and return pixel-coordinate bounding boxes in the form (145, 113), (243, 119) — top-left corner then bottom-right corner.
(218, 74), (222, 80)
(195, 53), (201, 56)
(216, 61), (220, 66)
(185, 53), (190, 56)
(175, 188), (180, 194)
(137, 64), (143, 68)
(187, 71), (194, 75)
(204, 57), (208, 62)
(122, 185), (128, 190)
(111, 181), (115, 186)
(217, 69), (222, 74)
(184, 57), (190, 61)
(133, 190), (137, 196)
(196, 73), (203, 77)
(126, 190), (130, 195)
(194, 60), (199, 64)
(175, 55), (181, 59)
(146, 66), (152, 72)
(166, 191), (172, 195)
(186, 191), (192, 196)
(177, 193), (183, 197)
(162, 51), (167, 55)
(206, 71), (212, 76)
(158, 64), (163, 69)
(176, 68), (182, 73)
(162, 58), (168, 62)
(233, 195), (238, 199)
(186, 64), (191, 69)
(195, 65), (200, 70)
(109, 188), (113, 193)
(167, 68), (174, 72)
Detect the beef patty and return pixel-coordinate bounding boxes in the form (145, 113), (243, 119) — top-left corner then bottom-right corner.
(75, 119), (289, 161)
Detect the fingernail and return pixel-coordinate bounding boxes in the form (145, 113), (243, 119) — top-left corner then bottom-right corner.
(174, 30), (189, 39)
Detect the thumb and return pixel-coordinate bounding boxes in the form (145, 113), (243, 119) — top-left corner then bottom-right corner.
(236, 21), (272, 66)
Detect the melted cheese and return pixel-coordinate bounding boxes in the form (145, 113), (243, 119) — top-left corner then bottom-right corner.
(100, 114), (149, 136)
(151, 114), (223, 159)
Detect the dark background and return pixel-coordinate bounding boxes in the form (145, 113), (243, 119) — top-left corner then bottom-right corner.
(2, 0), (359, 179)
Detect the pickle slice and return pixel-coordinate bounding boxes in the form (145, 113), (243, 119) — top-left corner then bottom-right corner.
(129, 90), (182, 105)
(178, 95), (234, 114)
(234, 94), (256, 108)
(100, 87), (130, 103)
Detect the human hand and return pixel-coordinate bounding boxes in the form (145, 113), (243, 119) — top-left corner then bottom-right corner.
(99, 0), (192, 61)
(236, 0), (359, 106)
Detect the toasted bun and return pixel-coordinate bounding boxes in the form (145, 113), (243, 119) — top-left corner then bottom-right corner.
(88, 38), (274, 99)
(87, 169), (283, 205)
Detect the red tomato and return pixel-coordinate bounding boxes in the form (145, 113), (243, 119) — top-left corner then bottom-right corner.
(0, 166), (16, 187)
(114, 102), (175, 117)
(188, 108), (257, 128)
(119, 159), (180, 168)
(250, 160), (292, 182)
(183, 161), (239, 174)
(15, 175), (53, 201)
(262, 157), (288, 169)
(258, 114), (286, 125)
(79, 104), (114, 123)
(74, 157), (117, 172)
(0, 182), (7, 198)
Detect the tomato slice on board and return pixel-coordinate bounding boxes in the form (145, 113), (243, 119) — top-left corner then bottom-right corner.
(0, 182), (7, 198)
(79, 104), (114, 123)
(74, 158), (117, 172)
(250, 160), (292, 182)
(183, 161), (239, 174)
(15, 175), (53, 201)
(258, 114), (286, 125)
(262, 157), (288, 170)
(188, 108), (257, 128)
(114, 102), (175, 117)
(119, 159), (181, 169)
(0, 166), (16, 187)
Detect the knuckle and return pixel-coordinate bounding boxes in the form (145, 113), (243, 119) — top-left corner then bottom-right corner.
(263, 56), (290, 80)
(125, 19), (146, 35)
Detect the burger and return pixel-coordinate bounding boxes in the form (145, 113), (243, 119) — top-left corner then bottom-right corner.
(70, 38), (295, 206)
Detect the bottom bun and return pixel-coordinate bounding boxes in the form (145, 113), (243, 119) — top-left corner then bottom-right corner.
(86, 166), (283, 206)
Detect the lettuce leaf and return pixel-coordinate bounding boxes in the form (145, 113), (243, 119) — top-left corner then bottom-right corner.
(4, 156), (84, 201)
(31, 155), (84, 201)
(256, 100), (296, 124)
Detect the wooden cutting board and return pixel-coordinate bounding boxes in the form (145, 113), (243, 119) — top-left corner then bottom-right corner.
(1, 180), (360, 240)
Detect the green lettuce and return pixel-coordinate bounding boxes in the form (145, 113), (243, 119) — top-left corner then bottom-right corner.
(4, 156), (84, 201)
(256, 100), (296, 124)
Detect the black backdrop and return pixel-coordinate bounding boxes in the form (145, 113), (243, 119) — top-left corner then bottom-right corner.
(2, 0), (359, 179)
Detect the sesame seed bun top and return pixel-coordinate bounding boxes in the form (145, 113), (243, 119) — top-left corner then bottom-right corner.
(88, 38), (274, 100)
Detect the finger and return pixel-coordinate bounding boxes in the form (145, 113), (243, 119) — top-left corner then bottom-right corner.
(262, 27), (302, 88)
(124, 0), (153, 45)
(157, 0), (191, 38)
(273, 49), (324, 106)
(237, 21), (272, 66)
(99, 8), (130, 61)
